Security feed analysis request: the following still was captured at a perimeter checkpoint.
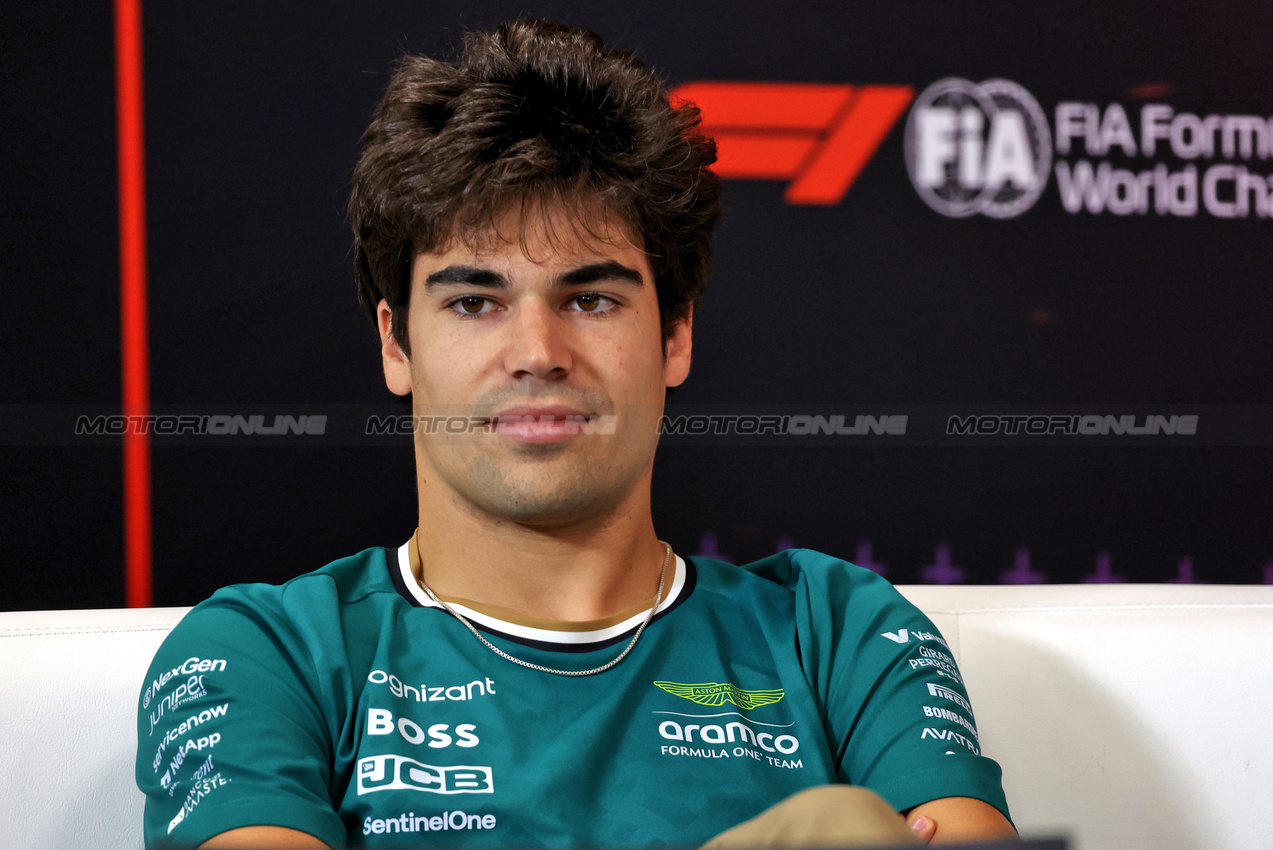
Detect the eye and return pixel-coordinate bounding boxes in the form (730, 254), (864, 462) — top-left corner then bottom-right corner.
(448, 295), (496, 317)
(567, 293), (617, 314)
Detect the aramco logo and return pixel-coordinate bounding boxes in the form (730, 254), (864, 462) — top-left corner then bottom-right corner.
(904, 78), (1052, 218)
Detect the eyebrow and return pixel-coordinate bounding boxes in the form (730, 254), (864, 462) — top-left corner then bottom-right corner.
(557, 260), (645, 287)
(423, 260), (645, 291)
(424, 266), (507, 290)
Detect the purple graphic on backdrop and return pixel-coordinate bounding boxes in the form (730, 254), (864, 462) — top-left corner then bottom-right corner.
(694, 532), (732, 563)
(1001, 548), (1047, 584)
(684, 533), (1273, 582)
(921, 544), (966, 584)
(1082, 551), (1126, 583)
(1168, 556), (1198, 583)
(854, 540), (888, 577)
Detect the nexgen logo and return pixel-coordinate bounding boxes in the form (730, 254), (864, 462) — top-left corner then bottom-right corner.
(671, 82), (915, 204)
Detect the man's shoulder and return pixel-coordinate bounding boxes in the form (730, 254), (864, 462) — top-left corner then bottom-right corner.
(695, 548), (898, 599)
(692, 548), (925, 637)
(142, 543), (404, 712)
(172, 543), (400, 641)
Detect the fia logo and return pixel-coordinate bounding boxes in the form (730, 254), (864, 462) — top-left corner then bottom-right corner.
(905, 78), (1051, 218)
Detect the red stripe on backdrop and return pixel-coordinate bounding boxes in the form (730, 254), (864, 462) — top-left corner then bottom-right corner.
(115, 0), (152, 607)
(784, 86), (915, 205)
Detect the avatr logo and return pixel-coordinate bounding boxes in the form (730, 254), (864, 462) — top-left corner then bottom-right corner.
(672, 82), (914, 204)
(905, 78), (1052, 218)
(654, 680), (784, 709)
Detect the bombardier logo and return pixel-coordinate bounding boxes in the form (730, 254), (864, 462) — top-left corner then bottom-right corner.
(672, 82), (914, 204)
(654, 681), (785, 709)
(905, 78), (1052, 218)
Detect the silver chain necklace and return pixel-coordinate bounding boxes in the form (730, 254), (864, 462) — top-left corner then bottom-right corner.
(415, 542), (672, 677)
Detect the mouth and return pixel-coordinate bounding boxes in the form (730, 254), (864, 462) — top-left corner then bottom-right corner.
(488, 405), (597, 444)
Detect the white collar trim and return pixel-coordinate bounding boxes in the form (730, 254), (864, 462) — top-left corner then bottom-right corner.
(396, 541), (686, 645)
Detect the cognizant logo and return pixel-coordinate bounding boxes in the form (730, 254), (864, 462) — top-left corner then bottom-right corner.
(904, 78), (1052, 218)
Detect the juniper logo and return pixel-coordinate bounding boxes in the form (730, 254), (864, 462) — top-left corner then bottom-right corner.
(905, 78), (1052, 218)
(653, 681), (785, 709)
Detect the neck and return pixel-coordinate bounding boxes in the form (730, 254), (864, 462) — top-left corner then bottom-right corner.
(413, 471), (667, 623)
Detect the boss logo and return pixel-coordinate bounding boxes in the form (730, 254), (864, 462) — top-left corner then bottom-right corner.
(366, 708), (479, 748)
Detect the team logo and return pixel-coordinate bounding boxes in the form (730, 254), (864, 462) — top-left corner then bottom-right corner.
(653, 681), (784, 709)
(905, 78), (1051, 218)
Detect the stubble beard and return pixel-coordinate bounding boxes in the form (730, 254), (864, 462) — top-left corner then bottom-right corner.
(423, 436), (656, 530)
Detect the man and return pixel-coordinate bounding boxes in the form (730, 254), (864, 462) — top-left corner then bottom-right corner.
(137, 19), (1016, 849)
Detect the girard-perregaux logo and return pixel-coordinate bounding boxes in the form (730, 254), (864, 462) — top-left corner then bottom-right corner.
(654, 681), (785, 709)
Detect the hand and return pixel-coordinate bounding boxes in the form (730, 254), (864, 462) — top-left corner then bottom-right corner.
(698, 786), (924, 848)
(903, 796), (1017, 844)
(907, 815), (938, 844)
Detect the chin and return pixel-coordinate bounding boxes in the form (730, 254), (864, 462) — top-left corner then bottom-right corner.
(476, 467), (634, 526)
(435, 442), (652, 526)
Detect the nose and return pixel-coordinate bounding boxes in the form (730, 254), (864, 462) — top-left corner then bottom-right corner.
(502, 297), (573, 380)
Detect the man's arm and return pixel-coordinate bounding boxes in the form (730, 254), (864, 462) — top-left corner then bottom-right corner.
(200, 826), (331, 849)
(906, 797), (1018, 844)
(137, 597), (346, 849)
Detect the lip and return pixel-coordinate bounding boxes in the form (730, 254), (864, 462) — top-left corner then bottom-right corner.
(490, 405), (596, 444)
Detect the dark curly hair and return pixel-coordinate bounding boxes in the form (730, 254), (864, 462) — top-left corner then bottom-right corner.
(349, 18), (722, 356)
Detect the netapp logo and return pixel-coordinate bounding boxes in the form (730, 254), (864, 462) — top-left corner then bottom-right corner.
(905, 78), (1052, 218)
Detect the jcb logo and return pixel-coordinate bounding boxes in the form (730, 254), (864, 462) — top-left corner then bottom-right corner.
(672, 82), (914, 204)
(356, 754), (493, 795)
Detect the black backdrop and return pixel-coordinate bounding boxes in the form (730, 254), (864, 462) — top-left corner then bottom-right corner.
(3, 0), (1272, 610)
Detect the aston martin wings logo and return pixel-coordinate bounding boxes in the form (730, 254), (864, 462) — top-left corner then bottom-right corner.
(653, 681), (785, 709)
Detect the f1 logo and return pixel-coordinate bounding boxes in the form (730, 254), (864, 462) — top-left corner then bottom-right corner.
(671, 82), (914, 205)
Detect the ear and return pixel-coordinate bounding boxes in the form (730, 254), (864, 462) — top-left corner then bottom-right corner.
(663, 309), (693, 388)
(377, 299), (413, 396)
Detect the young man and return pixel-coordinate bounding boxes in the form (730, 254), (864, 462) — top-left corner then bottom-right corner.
(137, 19), (1016, 849)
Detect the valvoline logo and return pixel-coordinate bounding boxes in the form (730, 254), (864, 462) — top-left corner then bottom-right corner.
(671, 82), (915, 204)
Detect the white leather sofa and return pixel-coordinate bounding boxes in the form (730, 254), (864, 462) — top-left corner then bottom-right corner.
(3, 584), (1270, 850)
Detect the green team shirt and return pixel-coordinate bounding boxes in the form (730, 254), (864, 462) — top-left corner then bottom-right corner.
(137, 542), (1010, 848)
